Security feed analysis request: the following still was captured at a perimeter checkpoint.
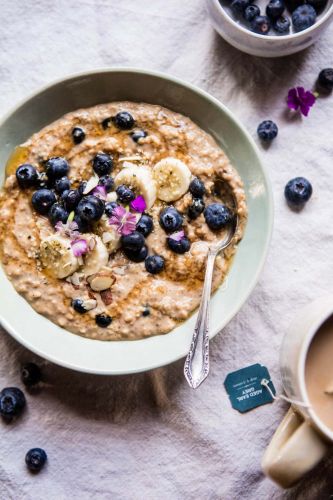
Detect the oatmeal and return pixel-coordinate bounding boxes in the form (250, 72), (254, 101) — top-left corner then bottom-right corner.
(0, 102), (247, 340)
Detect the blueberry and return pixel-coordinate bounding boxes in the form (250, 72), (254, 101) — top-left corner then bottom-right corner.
(204, 203), (234, 230)
(54, 176), (70, 194)
(307, 0), (327, 13)
(92, 153), (113, 176)
(257, 120), (278, 141)
(113, 111), (135, 130)
(76, 195), (104, 222)
(284, 177), (312, 206)
(99, 175), (114, 193)
(131, 130), (147, 143)
(0, 387), (26, 421)
(95, 314), (112, 328)
(105, 201), (119, 217)
(62, 189), (81, 211)
(189, 177), (205, 198)
(123, 245), (148, 262)
(102, 117), (112, 129)
(159, 207), (183, 232)
(71, 299), (87, 314)
(48, 203), (69, 226)
(318, 68), (333, 91)
(142, 306), (150, 317)
(145, 255), (165, 274)
(121, 231), (145, 252)
(231, 0), (251, 13)
(73, 214), (90, 233)
(21, 363), (42, 387)
(266, 0), (285, 19)
(251, 15), (271, 33)
(45, 157), (69, 180)
(136, 214), (153, 237)
(188, 198), (205, 220)
(78, 181), (87, 196)
(32, 189), (56, 215)
(274, 15), (291, 32)
(72, 126), (85, 144)
(292, 4), (316, 31)
(25, 448), (47, 472)
(167, 236), (190, 254)
(244, 4), (260, 21)
(116, 184), (135, 203)
(16, 164), (38, 189)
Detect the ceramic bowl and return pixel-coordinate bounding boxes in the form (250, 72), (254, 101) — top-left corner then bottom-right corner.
(0, 69), (273, 374)
(206, 0), (333, 57)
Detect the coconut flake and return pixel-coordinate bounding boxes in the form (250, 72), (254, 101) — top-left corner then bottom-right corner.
(83, 175), (99, 195)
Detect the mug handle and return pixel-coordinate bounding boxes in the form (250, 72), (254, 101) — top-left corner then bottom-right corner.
(262, 407), (329, 488)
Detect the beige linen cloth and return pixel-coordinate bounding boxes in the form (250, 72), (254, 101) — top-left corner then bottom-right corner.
(1, 1), (333, 498)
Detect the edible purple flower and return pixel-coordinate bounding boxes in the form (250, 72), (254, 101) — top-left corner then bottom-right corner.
(287, 87), (316, 117)
(109, 205), (137, 236)
(169, 230), (185, 242)
(71, 238), (89, 257)
(55, 220), (80, 239)
(92, 185), (107, 200)
(130, 195), (146, 213)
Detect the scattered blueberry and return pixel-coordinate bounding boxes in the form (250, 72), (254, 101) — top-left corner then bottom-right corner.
(292, 4), (316, 31)
(251, 15), (271, 34)
(73, 214), (90, 233)
(76, 195), (104, 222)
(274, 15), (291, 32)
(284, 177), (312, 206)
(45, 157), (69, 180)
(21, 363), (42, 387)
(257, 120), (278, 141)
(123, 245), (148, 262)
(121, 231), (145, 252)
(92, 153), (113, 176)
(48, 203), (69, 226)
(62, 189), (81, 211)
(266, 0), (285, 20)
(145, 255), (165, 274)
(159, 207), (183, 232)
(0, 387), (26, 421)
(71, 299), (88, 314)
(189, 177), (205, 198)
(54, 176), (70, 194)
(25, 448), (47, 472)
(72, 126), (85, 145)
(204, 203), (234, 230)
(16, 164), (38, 189)
(116, 184), (135, 203)
(142, 306), (150, 317)
(105, 201), (119, 217)
(167, 236), (191, 254)
(102, 117), (112, 130)
(244, 4), (260, 21)
(95, 314), (112, 328)
(113, 111), (135, 130)
(136, 214), (154, 237)
(131, 130), (147, 143)
(231, 0), (251, 13)
(318, 68), (333, 91)
(98, 175), (114, 193)
(188, 198), (205, 220)
(32, 189), (56, 215)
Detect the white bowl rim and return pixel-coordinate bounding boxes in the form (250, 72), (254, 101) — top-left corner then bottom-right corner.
(212, 0), (333, 41)
(0, 67), (274, 375)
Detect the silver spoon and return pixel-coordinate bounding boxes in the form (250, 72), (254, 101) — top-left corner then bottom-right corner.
(184, 210), (238, 389)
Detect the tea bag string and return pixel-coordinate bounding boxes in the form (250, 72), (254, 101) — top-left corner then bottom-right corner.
(261, 378), (311, 409)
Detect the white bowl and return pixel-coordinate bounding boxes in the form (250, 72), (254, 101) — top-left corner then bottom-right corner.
(206, 0), (333, 57)
(0, 68), (273, 375)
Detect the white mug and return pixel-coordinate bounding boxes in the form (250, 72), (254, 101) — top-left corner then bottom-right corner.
(262, 295), (333, 488)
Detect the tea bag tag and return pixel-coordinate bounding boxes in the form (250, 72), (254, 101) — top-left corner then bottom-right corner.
(224, 363), (276, 413)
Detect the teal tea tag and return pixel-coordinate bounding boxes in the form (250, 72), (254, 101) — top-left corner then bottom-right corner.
(224, 363), (276, 413)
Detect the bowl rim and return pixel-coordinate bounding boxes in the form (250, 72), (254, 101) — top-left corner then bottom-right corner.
(212, 0), (333, 41)
(0, 67), (274, 374)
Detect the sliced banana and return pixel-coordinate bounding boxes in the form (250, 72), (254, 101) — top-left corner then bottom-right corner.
(40, 235), (79, 279)
(153, 157), (191, 202)
(114, 165), (156, 209)
(96, 215), (121, 253)
(82, 235), (109, 277)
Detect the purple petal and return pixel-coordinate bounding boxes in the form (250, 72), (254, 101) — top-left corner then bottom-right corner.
(130, 195), (146, 213)
(55, 221), (64, 232)
(287, 88), (299, 110)
(303, 90), (316, 107)
(169, 230), (185, 242)
(296, 86), (306, 100)
(71, 238), (89, 257)
(92, 185), (107, 200)
(300, 103), (310, 117)
(122, 213), (137, 235)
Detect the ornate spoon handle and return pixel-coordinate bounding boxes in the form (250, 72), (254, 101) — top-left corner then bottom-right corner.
(184, 248), (217, 389)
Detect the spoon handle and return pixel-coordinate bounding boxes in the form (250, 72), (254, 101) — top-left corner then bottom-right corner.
(184, 249), (216, 389)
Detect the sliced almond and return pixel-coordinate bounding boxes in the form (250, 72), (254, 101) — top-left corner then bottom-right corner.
(82, 298), (97, 311)
(87, 268), (116, 292)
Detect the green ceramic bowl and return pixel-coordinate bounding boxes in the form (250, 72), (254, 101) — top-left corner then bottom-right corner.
(0, 69), (273, 374)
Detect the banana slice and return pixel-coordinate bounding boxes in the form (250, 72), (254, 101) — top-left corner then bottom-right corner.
(96, 215), (121, 253)
(114, 165), (156, 209)
(82, 235), (109, 277)
(153, 157), (191, 202)
(40, 235), (79, 279)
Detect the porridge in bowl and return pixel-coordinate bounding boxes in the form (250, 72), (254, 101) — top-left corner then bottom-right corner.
(0, 102), (247, 340)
